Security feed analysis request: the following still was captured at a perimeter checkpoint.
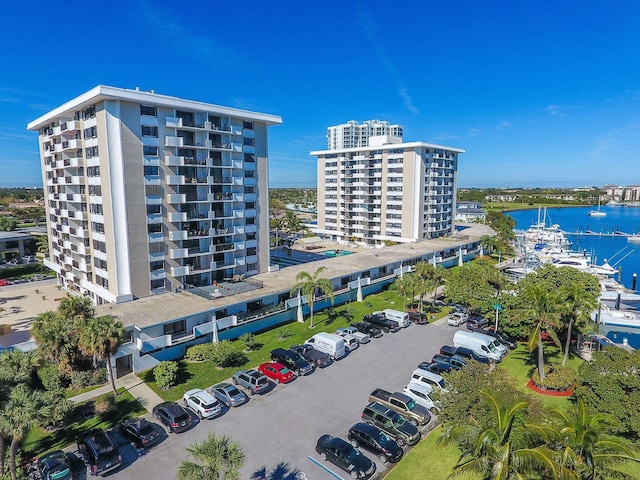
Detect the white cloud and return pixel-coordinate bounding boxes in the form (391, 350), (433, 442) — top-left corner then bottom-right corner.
(496, 121), (512, 130)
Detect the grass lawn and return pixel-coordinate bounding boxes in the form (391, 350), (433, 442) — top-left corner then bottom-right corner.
(65, 383), (107, 399)
(141, 287), (453, 402)
(22, 389), (146, 456)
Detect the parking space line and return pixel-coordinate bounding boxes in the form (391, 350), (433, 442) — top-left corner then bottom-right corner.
(307, 456), (345, 479)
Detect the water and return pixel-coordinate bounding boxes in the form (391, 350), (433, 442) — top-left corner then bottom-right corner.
(507, 206), (640, 290)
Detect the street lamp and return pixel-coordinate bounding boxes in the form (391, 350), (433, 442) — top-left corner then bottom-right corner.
(493, 303), (503, 332)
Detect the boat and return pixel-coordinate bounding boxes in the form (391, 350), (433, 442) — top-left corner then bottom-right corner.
(628, 234), (640, 243)
(588, 197), (606, 217)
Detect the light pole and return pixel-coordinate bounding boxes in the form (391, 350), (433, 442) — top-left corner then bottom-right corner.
(493, 303), (503, 332)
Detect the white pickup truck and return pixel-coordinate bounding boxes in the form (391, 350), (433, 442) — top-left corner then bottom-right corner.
(336, 326), (370, 344)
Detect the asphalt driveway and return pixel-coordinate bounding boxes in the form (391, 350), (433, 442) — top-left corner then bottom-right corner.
(102, 319), (458, 479)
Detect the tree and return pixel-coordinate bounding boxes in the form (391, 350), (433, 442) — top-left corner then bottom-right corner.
(0, 218), (18, 232)
(574, 349), (640, 441)
(77, 315), (125, 396)
(480, 234), (499, 256)
(444, 262), (505, 315)
(290, 266), (334, 329)
(0, 349), (41, 387)
(552, 399), (640, 479)
(559, 280), (598, 366)
(4, 385), (43, 480)
(35, 234), (49, 255)
(178, 433), (245, 480)
(519, 283), (562, 383)
(57, 295), (94, 324)
(31, 311), (75, 367)
(394, 275), (413, 310)
(439, 391), (562, 480)
(269, 198), (287, 247)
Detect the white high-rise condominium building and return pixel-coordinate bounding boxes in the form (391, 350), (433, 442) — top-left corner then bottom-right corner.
(312, 135), (464, 245)
(327, 120), (403, 150)
(28, 85), (281, 305)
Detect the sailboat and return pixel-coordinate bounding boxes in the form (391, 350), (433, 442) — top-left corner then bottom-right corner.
(588, 197), (606, 217)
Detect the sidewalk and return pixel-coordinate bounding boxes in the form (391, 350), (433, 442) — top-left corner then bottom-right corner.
(69, 373), (164, 413)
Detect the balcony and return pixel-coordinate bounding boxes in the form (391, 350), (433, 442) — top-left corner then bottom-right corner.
(165, 136), (184, 147)
(169, 230), (188, 241)
(211, 243), (234, 253)
(234, 241), (245, 250)
(167, 194), (186, 204)
(165, 155), (184, 166)
(166, 117), (182, 128)
(169, 248), (189, 259)
(171, 265), (190, 277)
(166, 175), (185, 185)
(168, 212), (187, 222)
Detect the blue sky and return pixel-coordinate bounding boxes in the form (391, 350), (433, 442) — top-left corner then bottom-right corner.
(1, 1), (639, 188)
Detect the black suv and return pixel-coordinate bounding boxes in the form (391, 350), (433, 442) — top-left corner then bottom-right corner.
(290, 344), (332, 368)
(77, 429), (122, 476)
(315, 435), (377, 479)
(152, 401), (193, 433)
(467, 315), (490, 330)
(351, 321), (383, 338)
(120, 417), (161, 449)
(348, 422), (403, 464)
(270, 348), (314, 376)
(363, 314), (400, 333)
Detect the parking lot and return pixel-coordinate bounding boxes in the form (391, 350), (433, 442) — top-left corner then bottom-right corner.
(102, 319), (457, 479)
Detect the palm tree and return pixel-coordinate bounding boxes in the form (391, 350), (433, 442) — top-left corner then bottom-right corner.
(519, 283), (562, 383)
(290, 266), (334, 329)
(31, 310), (75, 366)
(178, 433), (245, 480)
(414, 262), (435, 312)
(429, 266), (448, 313)
(439, 391), (563, 480)
(552, 399), (640, 479)
(4, 385), (42, 480)
(35, 234), (49, 255)
(394, 274), (413, 310)
(0, 408), (9, 477)
(0, 349), (41, 386)
(78, 315), (125, 396)
(58, 295), (94, 324)
(481, 235), (499, 256)
(559, 282), (598, 367)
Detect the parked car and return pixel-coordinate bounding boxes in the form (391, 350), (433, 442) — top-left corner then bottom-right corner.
(403, 382), (439, 413)
(447, 311), (468, 326)
(348, 422), (403, 464)
(361, 402), (421, 446)
(417, 361), (453, 374)
(77, 429), (122, 476)
(368, 388), (431, 426)
(453, 330), (506, 362)
(306, 332), (347, 359)
(120, 417), (161, 449)
(152, 401), (193, 433)
(183, 388), (222, 419)
(315, 435), (377, 479)
(467, 315), (490, 330)
(334, 331), (360, 351)
(258, 362), (295, 384)
(336, 326), (371, 344)
(290, 344), (333, 368)
(407, 311), (428, 325)
(351, 321), (383, 338)
(410, 368), (448, 392)
(432, 353), (466, 370)
(363, 313), (400, 333)
(210, 382), (248, 407)
(439, 345), (490, 364)
(38, 450), (73, 480)
(232, 369), (270, 395)
(270, 347), (313, 376)
(475, 327), (518, 349)
(0, 279), (11, 287)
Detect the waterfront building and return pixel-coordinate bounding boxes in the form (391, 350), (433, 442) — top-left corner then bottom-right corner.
(327, 120), (403, 150)
(28, 86), (281, 305)
(312, 135), (464, 245)
(455, 201), (486, 223)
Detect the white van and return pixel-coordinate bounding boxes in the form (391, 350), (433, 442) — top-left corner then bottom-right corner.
(306, 332), (346, 360)
(382, 309), (410, 327)
(453, 330), (504, 362)
(410, 368), (447, 392)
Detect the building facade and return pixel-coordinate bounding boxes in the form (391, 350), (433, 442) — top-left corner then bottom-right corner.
(327, 120), (403, 150)
(455, 201), (487, 223)
(312, 136), (464, 245)
(28, 86), (281, 305)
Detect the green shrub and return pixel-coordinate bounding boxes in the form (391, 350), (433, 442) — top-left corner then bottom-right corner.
(276, 326), (294, 341)
(70, 369), (107, 389)
(185, 343), (213, 362)
(239, 333), (260, 351)
(38, 365), (69, 391)
(154, 361), (179, 390)
(534, 365), (576, 391)
(210, 341), (248, 368)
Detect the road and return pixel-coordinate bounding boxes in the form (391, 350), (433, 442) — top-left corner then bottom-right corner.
(102, 319), (458, 480)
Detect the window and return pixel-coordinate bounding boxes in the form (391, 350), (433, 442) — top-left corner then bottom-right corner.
(163, 319), (186, 336)
(247, 262), (257, 271)
(151, 279), (165, 290)
(87, 166), (100, 177)
(85, 146), (99, 158)
(143, 145), (158, 156)
(150, 260), (164, 271)
(142, 126), (158, 137)
(245, 202), (255, 209)
(92, 240), (106, 253)
(148, 242), (165, 254)
(146, 204), (161, 215)
(147, 224), (162, 234)
(88, 185), (102, 196)
(82, 105), (96, 120)
(96, 275), (108, 288)
(94, 257), (108, 270)
(144, 166), (159, 177)
(243, 138), (255, 146)
(83, 126), (97, 139)
(140, 105), (157, 116)
(247, 247), (257, 256)
(90, 203), (103, 215)
(123, 330), (133, 344)
(243, 121), (254, 129)
(244, 154), (255, 163)
(91, 222), (105, 234)
(145, 185), (162, 197)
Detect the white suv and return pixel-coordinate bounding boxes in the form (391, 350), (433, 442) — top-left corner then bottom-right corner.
(183, 389), (221, 419)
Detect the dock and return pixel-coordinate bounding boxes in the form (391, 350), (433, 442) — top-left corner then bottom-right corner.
(560, 230), (634, 237)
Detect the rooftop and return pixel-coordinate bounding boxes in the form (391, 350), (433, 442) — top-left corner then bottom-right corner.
(96, 223), (493, 329)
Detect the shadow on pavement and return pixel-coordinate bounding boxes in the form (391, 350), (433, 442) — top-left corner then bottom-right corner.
(252, 461), (304, 480)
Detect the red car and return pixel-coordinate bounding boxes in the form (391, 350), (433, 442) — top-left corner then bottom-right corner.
(258, 362), (295, 384)
(0, 279), (10, 287)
